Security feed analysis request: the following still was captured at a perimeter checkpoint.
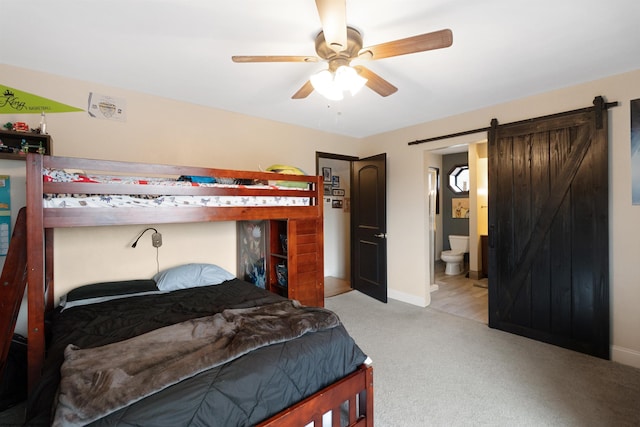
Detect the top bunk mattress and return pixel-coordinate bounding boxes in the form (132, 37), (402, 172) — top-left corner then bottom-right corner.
(42, 168), (312, 208)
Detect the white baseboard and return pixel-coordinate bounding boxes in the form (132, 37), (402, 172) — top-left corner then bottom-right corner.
(388, 288), (427, 308)
(611, 345), (640, 369)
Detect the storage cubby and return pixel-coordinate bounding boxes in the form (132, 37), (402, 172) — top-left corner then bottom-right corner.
(0, 130), (52, 160)
(269, 220), (289, 297)
(239, 218), (323, 307)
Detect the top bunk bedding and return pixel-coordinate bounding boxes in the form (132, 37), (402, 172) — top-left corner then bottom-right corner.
(26, 154), (323, 226)
(42, 168), (312, 208)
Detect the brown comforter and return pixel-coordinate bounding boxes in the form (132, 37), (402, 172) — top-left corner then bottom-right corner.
(53, 300), (340, 427)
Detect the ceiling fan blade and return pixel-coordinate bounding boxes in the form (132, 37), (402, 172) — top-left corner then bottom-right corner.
(354, 66), (398, 97)
(361, 29), (453, 60)
(232, 56), (319, 63)
(292, 80), (315, 99)
(315, 0), (347, 52)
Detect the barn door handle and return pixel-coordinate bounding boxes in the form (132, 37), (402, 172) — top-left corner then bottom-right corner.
(374, 233), (387, 239)
(489, 225), (495, 248)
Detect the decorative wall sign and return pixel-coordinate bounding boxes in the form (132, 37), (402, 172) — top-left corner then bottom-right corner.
(332, 199), (343, 209)
(632, 98), (640, 205)
(0, 85), (83, 114)
(332, 188), (345, 196)
(332, 175), (340, 187)
(88, 92), (127, 121)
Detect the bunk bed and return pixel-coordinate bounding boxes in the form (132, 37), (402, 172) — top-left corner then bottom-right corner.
(22, 153), (373, 426)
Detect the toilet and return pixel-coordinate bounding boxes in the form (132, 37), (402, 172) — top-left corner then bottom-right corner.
(441, 235), (470, 275)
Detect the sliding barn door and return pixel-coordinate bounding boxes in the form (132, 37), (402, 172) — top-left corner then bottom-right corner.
(488, 98), (610, 359)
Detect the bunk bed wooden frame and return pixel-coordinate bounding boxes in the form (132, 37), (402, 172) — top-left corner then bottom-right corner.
(22, 153), (373, 426)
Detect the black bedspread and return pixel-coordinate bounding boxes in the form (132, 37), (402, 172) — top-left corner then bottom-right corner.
(26, 279), (366, 426)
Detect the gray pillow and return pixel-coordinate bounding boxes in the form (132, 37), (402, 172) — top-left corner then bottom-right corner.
(153, 263), (236, 291)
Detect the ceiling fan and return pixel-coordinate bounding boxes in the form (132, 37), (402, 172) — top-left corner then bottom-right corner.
(231, 0), (453, 100)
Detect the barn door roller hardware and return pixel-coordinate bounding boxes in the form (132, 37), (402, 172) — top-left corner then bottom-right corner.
(407, 96), (618, 146)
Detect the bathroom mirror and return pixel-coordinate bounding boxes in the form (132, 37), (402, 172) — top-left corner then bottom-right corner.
(447, 164), (469, 194)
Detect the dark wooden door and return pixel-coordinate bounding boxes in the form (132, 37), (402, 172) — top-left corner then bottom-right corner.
(488, 99), (609, 359)
(352, 154), (387, 303)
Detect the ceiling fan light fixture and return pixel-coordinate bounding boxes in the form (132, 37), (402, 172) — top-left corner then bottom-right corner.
(335, 65), (367, 95)
(310, 69), (342, 100)
(310, 66), (367, 100)
(233, 2), (454, 101)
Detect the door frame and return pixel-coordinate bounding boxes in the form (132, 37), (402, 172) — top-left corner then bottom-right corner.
(316, 152), (359, 290)
(316, 152), (388, 302)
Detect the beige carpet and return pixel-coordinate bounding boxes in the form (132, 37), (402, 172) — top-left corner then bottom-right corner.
(326, 290), (640, 427)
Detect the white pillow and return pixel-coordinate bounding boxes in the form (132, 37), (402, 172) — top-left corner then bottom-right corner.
(153, 263), (236, 291)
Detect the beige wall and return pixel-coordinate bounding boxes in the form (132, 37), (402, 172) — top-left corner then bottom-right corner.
(2, 64), (640, 368)
(0, 64), (362, 303)
(365, 68), (640, 368)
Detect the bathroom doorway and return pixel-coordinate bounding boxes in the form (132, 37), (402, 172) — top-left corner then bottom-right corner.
(426, 141), (489, 323)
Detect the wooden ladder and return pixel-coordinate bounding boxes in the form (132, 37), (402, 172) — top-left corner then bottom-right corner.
(0, 207), (28, 379)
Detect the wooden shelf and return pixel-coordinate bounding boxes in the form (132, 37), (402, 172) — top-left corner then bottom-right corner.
(0, 130), (52, 159)
(0, 152), (31, 161)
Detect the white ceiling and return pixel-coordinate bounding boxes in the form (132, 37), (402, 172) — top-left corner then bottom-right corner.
(2, 0), (640, 138)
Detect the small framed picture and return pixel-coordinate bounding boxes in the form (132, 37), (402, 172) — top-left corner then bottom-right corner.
(332, 175), (340, 188)
(323, 184), (332, 195)
(452, 198), (470, 218)
(322, 167), (332, 182)
(332, 188), (345, 196)
(332, 199), (343, 209)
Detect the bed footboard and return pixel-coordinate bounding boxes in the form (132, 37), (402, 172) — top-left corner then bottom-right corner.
(257, 364), (374, 427)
